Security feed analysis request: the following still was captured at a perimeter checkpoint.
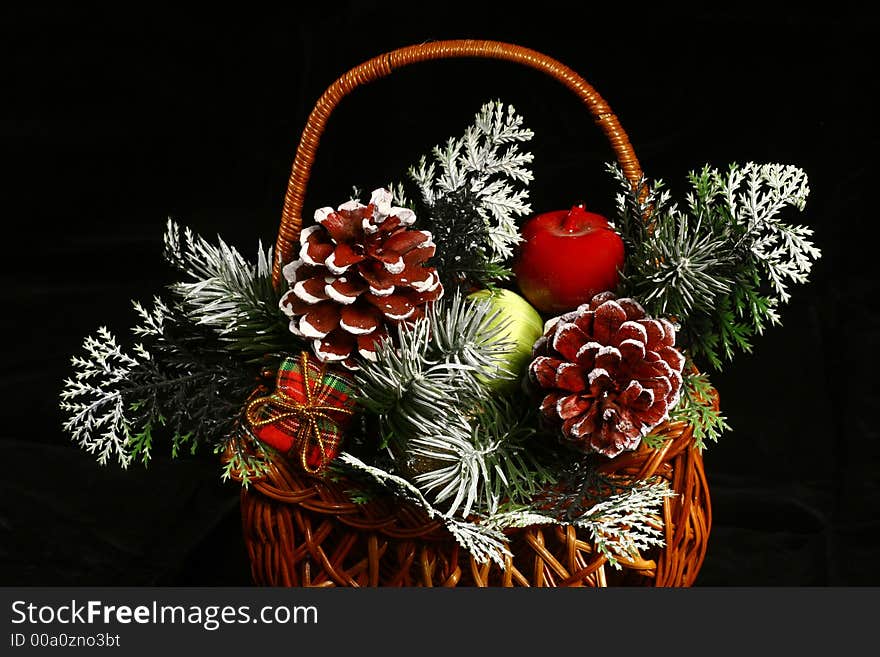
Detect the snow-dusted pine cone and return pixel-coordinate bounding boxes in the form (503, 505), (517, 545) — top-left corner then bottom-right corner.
(528, 291), (685, 458)
(279, 188), (443, 370)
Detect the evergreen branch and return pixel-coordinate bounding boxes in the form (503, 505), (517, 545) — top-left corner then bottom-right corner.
(336, 427), (671, 567)
(61, 296), (270, 469)
(354, 291), (513, 436)
(163, 219), (300, 361)
(60, 327), (140, 468)
(354, 292), (560, 520)
(620, 207), (734, 320)
(612, 161), (820, 370)
(427, 291), (515, 385)
(336, 451), (512, 567)
(669, 369), (731, 451)
(719, 163), (817, 304)
(408, 100), (534, 269)
(126, 297), (267, 457)
(444, 518), (512, 567)
(61, 220), (306, 473)
(573, 480), (672, 567)
(337, 451), (436, 513)
(684, 269), (780, 368)
(540, 458), (640, 523)
(126, 414), (155, 465)
(490, 474), (674, 569)
(411, 188), (510, 290)
(409, 398), (554, 518)
(218, 429), (272, 489)
(608, 162), (670, 249)
(641, 433), (670, 450)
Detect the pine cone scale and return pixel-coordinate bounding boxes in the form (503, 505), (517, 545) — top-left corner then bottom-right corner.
(356, 331), (386, 361)
(314, 330), (356, 363)
(326, 243), (367, 273)
(552, 323), (589, 361)
(659, 345), (686, 371)
(364, 292), (415, 321)
(619, 338), (646, 364)
(594, 345), (622, 371)
(575, 341), (602, 369)
(380, 230), (430, 255)
(358, 262), (400, 291)
(556, 392), (591, 419)
(339, 304), (382, 335)
(531, 356), (563, 388)
(403, 242), (437, 267)
(616, 320), (648, 344)
(300, 226), (334, 265)
(299, 302), (340, 338)
(592, 299), (627, 344)
(315, 207), (362, 243)
(280, 293), (311, 319)
(325, 276), (367, 304)
(294, 277), (330, 303)
(555, 362), (587, 392)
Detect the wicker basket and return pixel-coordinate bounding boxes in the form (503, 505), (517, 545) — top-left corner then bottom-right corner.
(223, 39), (715, 587)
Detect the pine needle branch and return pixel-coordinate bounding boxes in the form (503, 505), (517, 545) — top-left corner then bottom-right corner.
(355, 291), (514, 437)
(163, 219), (301, 362)
(354, 292), (559, 518)
(409, 398), (555, 517)
(612, 161), (820, 370)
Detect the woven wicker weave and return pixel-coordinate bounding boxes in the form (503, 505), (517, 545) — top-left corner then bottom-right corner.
(223, 39), (714, 587)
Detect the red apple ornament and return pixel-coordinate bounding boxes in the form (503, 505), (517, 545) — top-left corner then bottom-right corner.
(513, 204), (625, 314)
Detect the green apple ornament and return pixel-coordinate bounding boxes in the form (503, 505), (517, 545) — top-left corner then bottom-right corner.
(513, 204), (625, 314)
(468, 288), (544, 391)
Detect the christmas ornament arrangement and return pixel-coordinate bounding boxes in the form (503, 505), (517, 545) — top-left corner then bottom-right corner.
(60, 41), (821, 587)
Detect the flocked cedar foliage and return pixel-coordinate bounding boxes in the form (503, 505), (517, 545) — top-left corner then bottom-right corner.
(406, 100), (534, 290)
(60, 221), (294, 482)
(60, 326), (146, 468)
(336, 446), (673, 568)
(612, 162), (820, 370)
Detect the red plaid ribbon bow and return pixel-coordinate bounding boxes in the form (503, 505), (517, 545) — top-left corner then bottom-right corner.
(245, 352), (357, 474)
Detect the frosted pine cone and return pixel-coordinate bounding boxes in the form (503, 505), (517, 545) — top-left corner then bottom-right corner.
(528, 291), (685, 458)
(279, 188), (443, 370)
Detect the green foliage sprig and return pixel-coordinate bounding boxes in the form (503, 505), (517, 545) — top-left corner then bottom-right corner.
(612, 162), (820, 370)
(643, 368), (731, 452)
(60, 221), (299, 472)
(125, 297), (264, 464)
(60, 297), (264, 469)
(673, 370), (731, 451)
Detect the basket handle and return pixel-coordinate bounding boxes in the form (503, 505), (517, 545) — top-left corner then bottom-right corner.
(273, 39), (643, 288)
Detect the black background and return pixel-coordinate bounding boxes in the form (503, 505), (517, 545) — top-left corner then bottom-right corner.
(2, 4), (877, 586)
